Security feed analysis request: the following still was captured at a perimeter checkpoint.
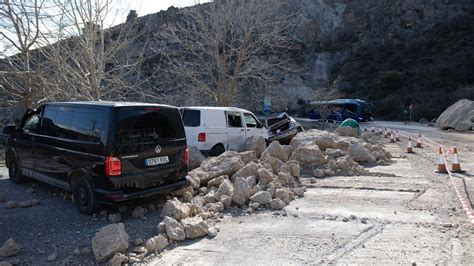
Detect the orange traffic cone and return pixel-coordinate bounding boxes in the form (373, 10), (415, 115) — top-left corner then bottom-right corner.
(364, 127), (368, 132)
(451, 147), (464, 173)
(395, 131), (400, 141)
(378, 128), (383, 135)
(407, 137), (414, 153)
(416, 133), (422, 148)
(435, 147), (447, 173)
(390, 132), (395, 143)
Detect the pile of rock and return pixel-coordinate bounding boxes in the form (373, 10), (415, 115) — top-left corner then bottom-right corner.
(90, 129), (391, 264)
(290, 129), (391, 177)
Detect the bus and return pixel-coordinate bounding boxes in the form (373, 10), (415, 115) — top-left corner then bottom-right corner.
(308, 99), (373, 122)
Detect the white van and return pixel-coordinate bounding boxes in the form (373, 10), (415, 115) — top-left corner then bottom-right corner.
(180, 107), (269, 156)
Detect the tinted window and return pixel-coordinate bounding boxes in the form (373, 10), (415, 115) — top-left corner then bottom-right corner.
(116, 107), (185, 146)
(40, 107), (104, 142)
(71, 109), (104, 142)
(345, 104), (359, 114)
(23, 113), (40, 134)
(182, 110), (201, 127)
(41, 108), (58, 137)
(227, 112), (242, 128)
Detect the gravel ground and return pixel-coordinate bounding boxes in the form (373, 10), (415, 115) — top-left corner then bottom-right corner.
(1, 122), (473, 265)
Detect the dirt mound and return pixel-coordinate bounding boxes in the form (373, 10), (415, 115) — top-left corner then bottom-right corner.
(437, 99), (474, 131)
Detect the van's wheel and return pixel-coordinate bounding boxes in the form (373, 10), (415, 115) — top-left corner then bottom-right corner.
(8, 157), (26, 184)
(72, 176), (97, 214)
(210, 144), (225, 157)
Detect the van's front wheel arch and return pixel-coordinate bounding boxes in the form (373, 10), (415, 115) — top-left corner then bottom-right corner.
(210, 144), (225, 157)
(71, 175), (97, 214)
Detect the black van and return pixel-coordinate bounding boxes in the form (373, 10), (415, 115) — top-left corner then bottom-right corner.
(2, 102), (189, 213)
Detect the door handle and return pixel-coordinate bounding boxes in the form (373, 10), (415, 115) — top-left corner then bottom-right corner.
(240, 129), (244, 132)
(246, 129), (250, 131)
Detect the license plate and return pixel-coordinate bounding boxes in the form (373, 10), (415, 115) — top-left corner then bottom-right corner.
(145, 156), (169, 166)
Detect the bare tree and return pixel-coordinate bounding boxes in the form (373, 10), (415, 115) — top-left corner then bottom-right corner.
(0, 0), (48, 109)
(153, 0), (299, 106)
(44, 0), (148, 101)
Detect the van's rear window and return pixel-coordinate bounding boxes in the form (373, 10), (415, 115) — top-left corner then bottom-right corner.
(116, 108), (185, 145)
(181, 110), (200, 127)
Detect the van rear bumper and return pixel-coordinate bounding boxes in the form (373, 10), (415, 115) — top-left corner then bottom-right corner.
(95, 177), (189, 204)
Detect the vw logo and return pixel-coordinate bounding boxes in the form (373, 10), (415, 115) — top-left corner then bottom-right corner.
(155, 145), (162, 154)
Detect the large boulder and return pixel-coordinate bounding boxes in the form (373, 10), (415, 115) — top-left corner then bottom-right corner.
(437, 99), (474, 131)
(334, 126), (358, 137)
(188, 146), (206, 170)
(231, 161), (259, 182)
(239, 151), (258, 164)
(232, 177), (251, 206)
(181, 216), (209, 239)
(249, 191), (272, 205)
(261, 141), (288, 162)
(164, 216), (186, 241)
(92, 223), (129, 262)
(161, 198), (190, 221)
(290, 130), (338, 151)
(216, 179), (234, 198)
(244, 136), (267, 158)
(0, 239), (21, 257)
(145, 234), (169, 252)
(347, 143), (376, 163)
(196, 153), (245, 185)
(289, 144), (327, 172)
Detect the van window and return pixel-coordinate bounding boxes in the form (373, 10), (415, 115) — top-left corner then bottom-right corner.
(182, 109), (201, 127)
(116, 108), (185, 147)
(244, 113), (260, 128)
(226, 112), (242, 128)
(23, 113), (40, 134)
(70, 109), (104, 142)
(41, 107), (104, 142)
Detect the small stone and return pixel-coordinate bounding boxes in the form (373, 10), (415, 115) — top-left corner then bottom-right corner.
(207, 226), (218, 238)
(249, 202), (259, 210)
(91, 223), (129, 262)
(108, 253), (127, 266)
(4, 201), (18, 209)
(0, 239), (21, 257)
(157, 221), (166, 233)
(164, 216), (186, 241)
(147, 203), (156, 212)
(132, 238), (145, 246)
(309, 178), (317, 184)
(108, 213), (122, 223)
(350, 215), (357, 220)
(46, 251), (57, 261)
(118, 205), (129, 212)
(131, 206), (147, 219)
(342, 217), (349, 222)
(26, 188), (35, 194)
(73, 248), (81, 256)
(361, 218), (368, 224)
(269, 199), (285, 210)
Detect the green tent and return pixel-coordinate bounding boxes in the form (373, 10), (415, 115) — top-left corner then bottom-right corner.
(341, 118), (360, 130)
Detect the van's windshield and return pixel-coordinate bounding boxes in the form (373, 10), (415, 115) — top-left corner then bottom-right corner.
(115, 107), (185, 148)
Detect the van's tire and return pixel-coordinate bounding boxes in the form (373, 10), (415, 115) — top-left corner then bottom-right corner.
(72, 176), (97, 214)
(210, 144), (225, 157)
(8, 157), (26, 184)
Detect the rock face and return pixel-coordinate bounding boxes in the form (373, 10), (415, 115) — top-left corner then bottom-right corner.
(92, 223), (129, 262)
(437, 99), (474, 131)
(244, 136), (267, 158)
(161, 198), (190, 221)
(347, 143), (376, 163)
(181, 216), (209, 239)
(188, 146), (206, 170)
(0, 239), (21, 257)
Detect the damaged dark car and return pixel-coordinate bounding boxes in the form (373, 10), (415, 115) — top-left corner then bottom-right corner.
(3, 102), (189, 214)
(265, 112), (304, 144)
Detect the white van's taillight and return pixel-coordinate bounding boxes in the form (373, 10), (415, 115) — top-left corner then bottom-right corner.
(105, 156), (121, 176)
(198, 132), (206, 142)
(184, 146), (189, 166)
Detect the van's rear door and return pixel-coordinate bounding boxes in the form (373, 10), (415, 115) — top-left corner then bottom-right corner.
(113, 106), (187, 189)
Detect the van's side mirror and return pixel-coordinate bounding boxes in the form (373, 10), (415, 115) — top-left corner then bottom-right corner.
(2, 125), (16, 135)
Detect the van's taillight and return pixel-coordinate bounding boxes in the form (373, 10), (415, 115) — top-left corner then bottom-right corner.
(105, 157), (121, 176)
(184, 147), (189, 166)
(198, 132), (206, 142)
